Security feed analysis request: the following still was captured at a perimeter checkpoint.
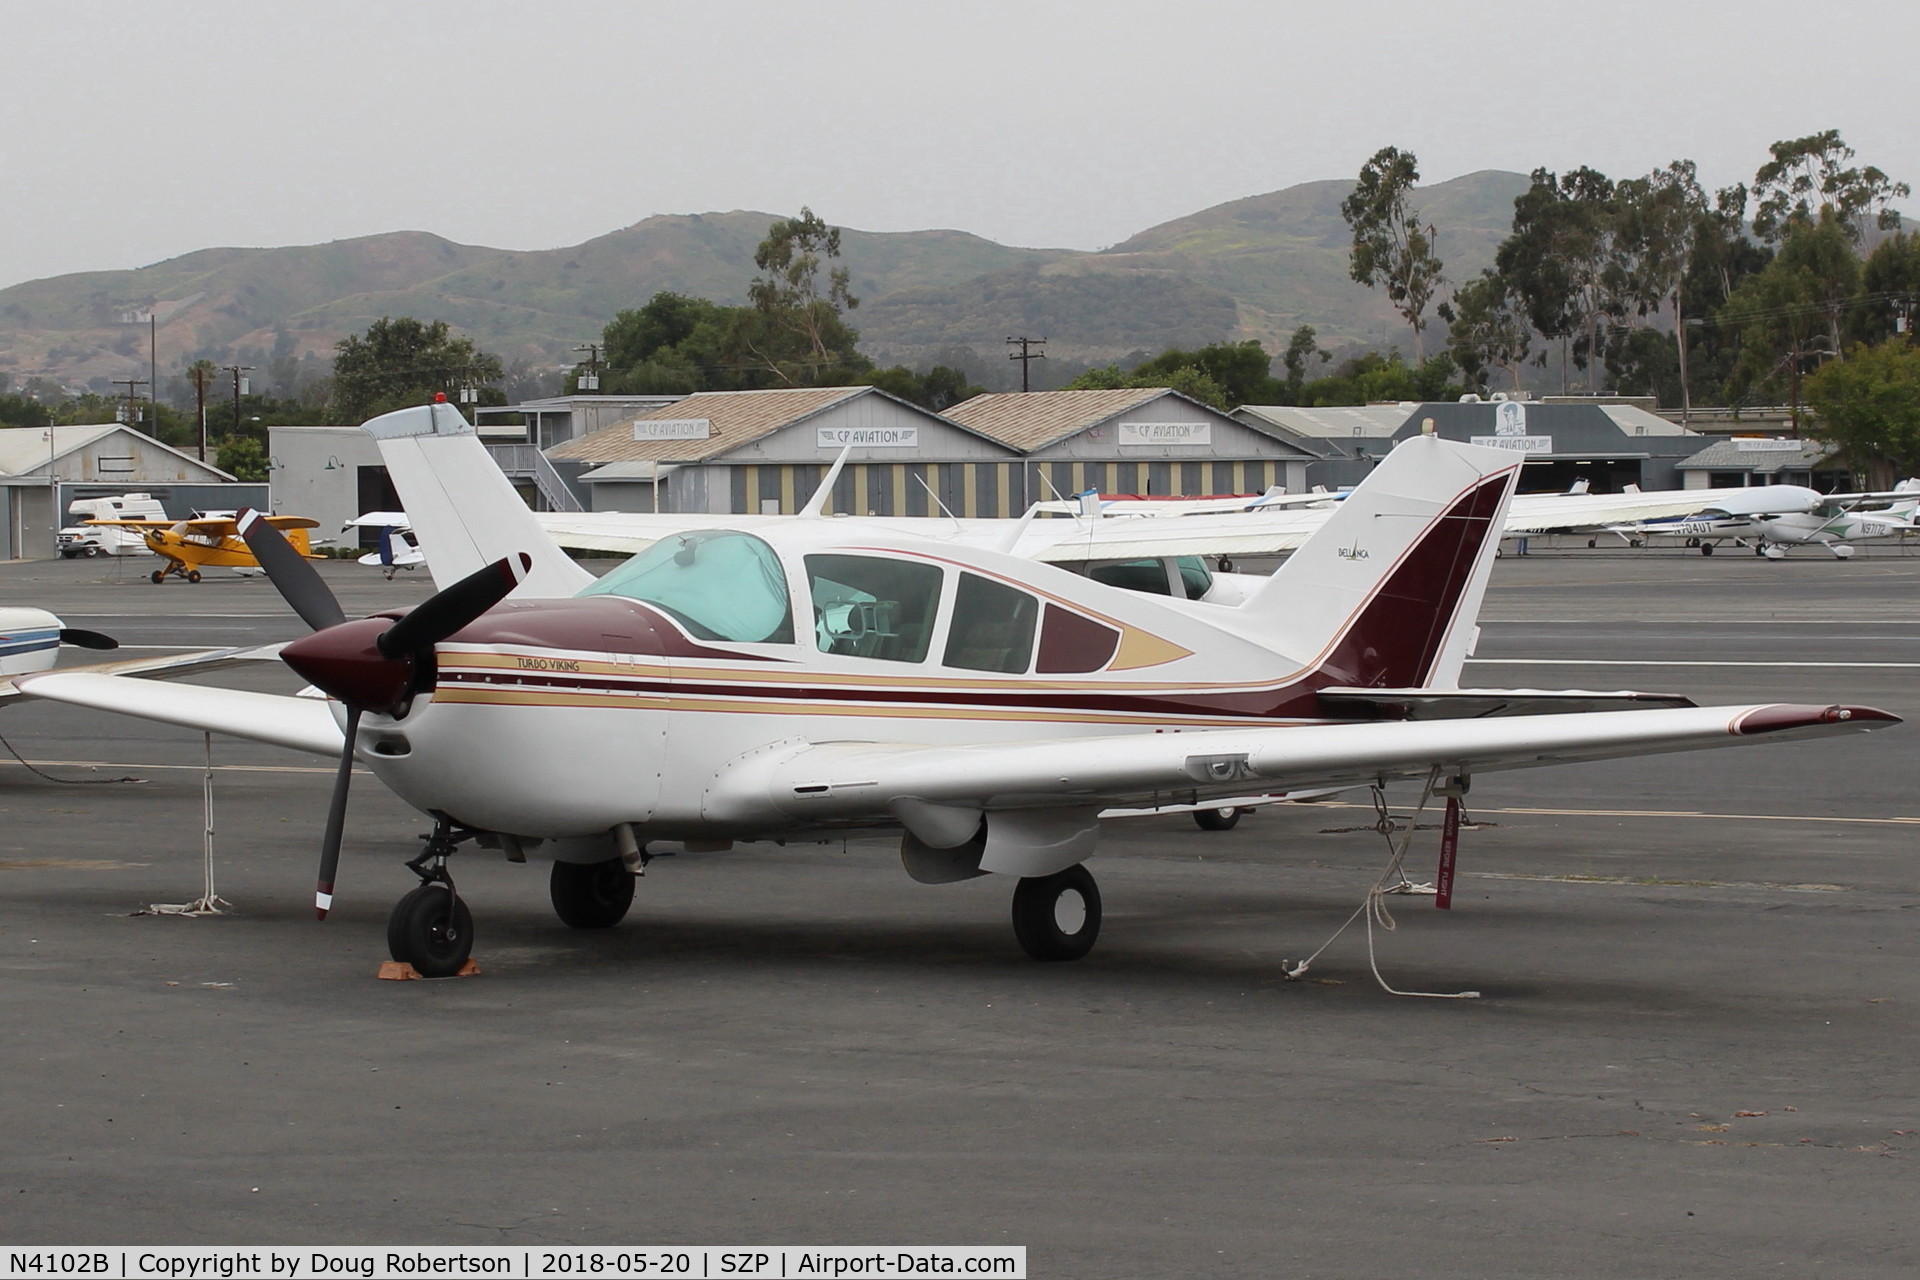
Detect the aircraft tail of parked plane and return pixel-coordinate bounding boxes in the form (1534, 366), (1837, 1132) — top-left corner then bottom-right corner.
(1238, 435), (1515, 689)
(363, 397), (590, 598)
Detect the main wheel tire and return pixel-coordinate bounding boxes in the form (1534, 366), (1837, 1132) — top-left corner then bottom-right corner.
(1700, 543), (1714, 556)
(1011, 864), (1101, 961)
(550, 857), (635, 929)
(387, 884), (474, 977)
(150, 569), (166, 584)
(1193, 806), (1243, 832)
(185, 569), (202, 583)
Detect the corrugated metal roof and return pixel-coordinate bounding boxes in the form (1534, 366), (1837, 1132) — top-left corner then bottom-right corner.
(1598, 404), (1695, 437)
(942, 388), (1170, 450)
(1677, 439), (1835, 470)
(547, 387), (867, 464)
(0, 423), (236, 481)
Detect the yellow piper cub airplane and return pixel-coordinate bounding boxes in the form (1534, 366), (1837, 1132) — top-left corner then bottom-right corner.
(87, 512), (323, 584)
(22, 403), (1898, 979)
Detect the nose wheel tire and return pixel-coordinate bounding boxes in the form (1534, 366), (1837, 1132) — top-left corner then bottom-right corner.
(550, 857), (636, 929)
(1193, 806), (1243, 832)
(1011, 864), (1102, 961)
(387, 884), (474, 977)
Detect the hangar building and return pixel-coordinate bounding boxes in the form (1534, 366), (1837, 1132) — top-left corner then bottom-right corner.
(949, 388), (1313, 501)
(546, 386), (1019, 516)
(0, 423), (242, 559)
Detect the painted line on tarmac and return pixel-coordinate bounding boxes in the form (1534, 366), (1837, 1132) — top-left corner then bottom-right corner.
(1313, 800), (1920, 827)
(1467, 658), (1920, 668)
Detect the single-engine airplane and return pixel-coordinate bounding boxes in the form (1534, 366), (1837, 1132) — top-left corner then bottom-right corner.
(87, 512), (325, 583)
(344, 512), (427, 579)
(1602, 481), (1920, 558)
(21, 405), (1898, 978)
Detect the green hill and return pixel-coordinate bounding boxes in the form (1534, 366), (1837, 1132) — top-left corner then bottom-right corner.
(0, 172), (1531, 392)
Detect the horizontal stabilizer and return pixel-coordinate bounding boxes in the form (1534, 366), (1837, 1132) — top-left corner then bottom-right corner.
(17, 672), (343, 757)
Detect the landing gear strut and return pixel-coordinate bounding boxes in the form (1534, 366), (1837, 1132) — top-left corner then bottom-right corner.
(1011, 864), (1102, 961)
(386, 816), (478, 977)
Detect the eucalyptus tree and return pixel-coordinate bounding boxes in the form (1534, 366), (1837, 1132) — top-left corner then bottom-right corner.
(1445, 270), (1533, 392)
(1495, 167), (1626, 393)
(1340, 147), (1448, 361)
(1752, 130), (1911, 246)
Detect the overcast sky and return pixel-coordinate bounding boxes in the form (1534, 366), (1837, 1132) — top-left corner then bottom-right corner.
(3, 0), (1915, 290)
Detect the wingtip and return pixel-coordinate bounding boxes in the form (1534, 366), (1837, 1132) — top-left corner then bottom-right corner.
(1732, 704), (1902, 735)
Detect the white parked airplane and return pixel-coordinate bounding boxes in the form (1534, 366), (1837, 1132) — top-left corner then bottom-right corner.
(344, 512), (427, 578)
(19, 406), (1897, 977)
(1604, 481), (1920, 558)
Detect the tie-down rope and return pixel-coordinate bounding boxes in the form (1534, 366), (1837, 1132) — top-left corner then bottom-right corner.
(1282, 765), (1480, 1000)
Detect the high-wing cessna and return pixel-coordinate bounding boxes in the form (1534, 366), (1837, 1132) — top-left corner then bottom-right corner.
(343, 512), (427, 578)
(1602, 481), (1920, 558)
(20, 405), (1897, 978)
(86, 512), (324, 583)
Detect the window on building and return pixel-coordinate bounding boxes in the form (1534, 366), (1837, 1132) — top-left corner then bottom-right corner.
(806, 554), (943, 662)
(578, 529), (794, 643)
(943, 573), (1037, 674)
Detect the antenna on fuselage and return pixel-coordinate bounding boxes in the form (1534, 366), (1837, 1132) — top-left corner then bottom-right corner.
(799, 444), (856, 519)
(912, 473), (963, 533)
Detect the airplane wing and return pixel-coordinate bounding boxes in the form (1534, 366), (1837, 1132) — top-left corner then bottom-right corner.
(706, 703), (1894, 835)
(14, 671), (342, 756)
(1503, 489), (1756, 533)
(0, 646), (282, 703)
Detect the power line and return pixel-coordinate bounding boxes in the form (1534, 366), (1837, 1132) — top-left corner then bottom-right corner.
(1006, 336), (1047, 393)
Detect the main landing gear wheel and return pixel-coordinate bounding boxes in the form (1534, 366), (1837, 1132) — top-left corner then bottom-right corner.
(1193, 806), (1243, 831)
(150, 569), (166, 584)
(1011, 864), (1101, 961)
(185, 569), (202, 583)
(1700, 543), (1714, 556)
(550, 857), (635, 929)
(387, 884), (474, 977)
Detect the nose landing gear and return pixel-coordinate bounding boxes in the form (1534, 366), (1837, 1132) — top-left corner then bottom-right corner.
(386, 817), (478, 977)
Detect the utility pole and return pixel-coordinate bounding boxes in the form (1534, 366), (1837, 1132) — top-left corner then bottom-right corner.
(1006, 336), (1047, 393)
(223, 364), (254, 448)
(188, 364), (215, 461)
(149, 314), (158, 435)
(111, 377), (150, 428)
(573, 343), (603, 392)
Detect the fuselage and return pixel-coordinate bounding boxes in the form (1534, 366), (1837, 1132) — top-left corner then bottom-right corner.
(355, 527), (1326, 839)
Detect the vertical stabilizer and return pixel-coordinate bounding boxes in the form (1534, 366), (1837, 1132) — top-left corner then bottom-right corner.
(361, 402), (593, 598)
(1237, 435), (1522, 689)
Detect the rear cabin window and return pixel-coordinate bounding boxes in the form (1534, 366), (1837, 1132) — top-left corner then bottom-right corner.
(1036, 604), (1119, 674)
(1087, 558), (1173, 595)
(806, 554), (943, 662)
(578, 530), (794, 643)
(943, 573), (1038, 674)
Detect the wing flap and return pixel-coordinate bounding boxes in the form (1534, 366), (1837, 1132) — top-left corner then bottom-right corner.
(17, 672), (343, 756)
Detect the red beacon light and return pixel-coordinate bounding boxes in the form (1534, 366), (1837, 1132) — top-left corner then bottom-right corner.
(434, 392), (448, 403)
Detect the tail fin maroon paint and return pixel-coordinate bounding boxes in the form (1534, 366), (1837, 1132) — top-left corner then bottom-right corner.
(1237, 435), (1522, 690)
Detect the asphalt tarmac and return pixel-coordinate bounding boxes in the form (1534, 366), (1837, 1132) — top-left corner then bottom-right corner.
(1, 550), (1916, 1278)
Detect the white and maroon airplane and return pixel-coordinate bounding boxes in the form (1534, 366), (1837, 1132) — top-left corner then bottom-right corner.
(19, 404), (1899, 976)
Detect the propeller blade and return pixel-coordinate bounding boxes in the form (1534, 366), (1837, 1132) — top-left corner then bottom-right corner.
(58, 628), (118, 651)
(236, 508), (347, 632)
(314, 705), (361, 920)
(377, 553), (531, 659)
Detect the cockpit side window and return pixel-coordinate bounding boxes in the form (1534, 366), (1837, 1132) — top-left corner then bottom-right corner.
(578, 530), (794, 643)
(943, 573), (1037, 674)
(805, 554), (944, 662)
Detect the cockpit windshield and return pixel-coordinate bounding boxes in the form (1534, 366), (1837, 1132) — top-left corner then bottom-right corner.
(578, 530), (794, 643)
